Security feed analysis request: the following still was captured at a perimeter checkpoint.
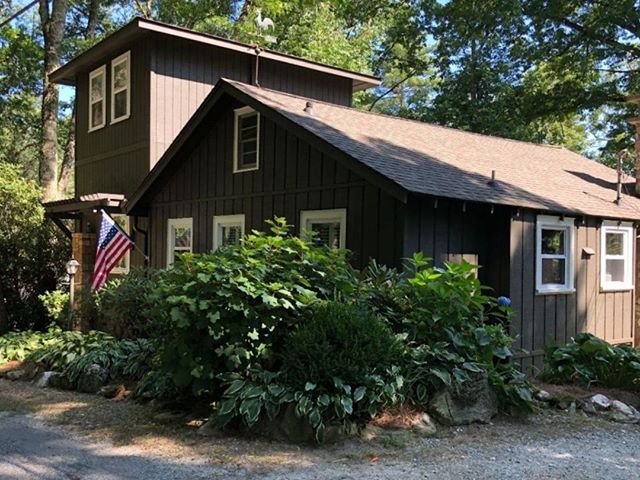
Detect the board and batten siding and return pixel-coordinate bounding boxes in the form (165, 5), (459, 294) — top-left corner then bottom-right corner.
(509, 211), (635, 374)
(146, 106), (404, 270)
(148, 34), (354, 166)
(403, 197), (511, 298)
(75, 39), (152, 197)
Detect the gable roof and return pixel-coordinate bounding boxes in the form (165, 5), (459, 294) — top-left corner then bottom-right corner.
(127, 78), (640, 221)
(49, 17), (380, 91)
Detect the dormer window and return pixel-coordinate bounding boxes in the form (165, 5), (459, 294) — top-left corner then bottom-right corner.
(88, 65), (106, 132)
(233, 106), (260, 172)
(111, 51), (130, 124)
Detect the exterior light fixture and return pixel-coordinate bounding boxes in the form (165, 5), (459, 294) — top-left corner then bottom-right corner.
(65, 258), (80, 329)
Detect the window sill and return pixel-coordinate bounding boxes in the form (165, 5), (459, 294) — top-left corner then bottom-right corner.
(600, 286), (634, 293)
(88, 124), (105, 133)
(233, 166), (259, 174)
(536, 288), (576, 296)
(110, 114), (130, 126)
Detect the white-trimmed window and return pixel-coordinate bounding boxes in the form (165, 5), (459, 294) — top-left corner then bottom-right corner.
(111, 51), (130, 124)
(300, 209), (346, 249)
(111, 214), (130, 274)
(167, 218), (192, 266)
(88, 65), (106, 132)
(213, 214), (245, 250)
(536, 215), (575, 293)
(601, 221), (634, 291)
(233, 106), (260, 172)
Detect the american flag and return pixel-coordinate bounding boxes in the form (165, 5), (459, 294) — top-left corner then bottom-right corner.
(91, 210), (134, 290)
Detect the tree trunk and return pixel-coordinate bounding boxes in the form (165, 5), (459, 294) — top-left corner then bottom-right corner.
(58, 107), (75, 195)
(0, 285), (9, 334)
(39, 0), (67, 202)
(57, 0), (100, 197)
(238, 0), (253, 22)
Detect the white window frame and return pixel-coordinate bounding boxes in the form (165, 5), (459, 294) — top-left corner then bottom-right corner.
(233, 106), (260, 173)
(166, 217), (193, 266)
(111, 214), (130, 274)
(110, 51), (131, 124)
(88, 65), (106, 132)
(600, 221), (634, 291)
(300, 208), (347, 249)
(535, 215), (575, 294)
(212, 214), (245, 250)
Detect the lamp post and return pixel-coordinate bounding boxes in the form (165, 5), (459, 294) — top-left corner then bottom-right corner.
(65, 258), (80, 330)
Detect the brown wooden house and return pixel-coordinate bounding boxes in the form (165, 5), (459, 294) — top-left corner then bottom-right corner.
(45, 18), (640, 373)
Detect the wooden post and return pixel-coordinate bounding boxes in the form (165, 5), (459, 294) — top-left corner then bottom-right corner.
(71, 233), (96, 331)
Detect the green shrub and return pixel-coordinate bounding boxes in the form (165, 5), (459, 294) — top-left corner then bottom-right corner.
(540, 333), (640, 390)
(29, 329), (115, 372)
(147, 218), (356, 397)
(95, 268), (159, 338)
(0, 330), (51, 363)
(215, 366), (404, 443)
(370, 254), (534, 413)
(280, 301), (402, 389)
(0, 163), (68, 332)
(39, 290), (70, 326)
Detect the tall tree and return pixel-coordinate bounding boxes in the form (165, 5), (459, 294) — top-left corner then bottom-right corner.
(38, 0), (67, 201)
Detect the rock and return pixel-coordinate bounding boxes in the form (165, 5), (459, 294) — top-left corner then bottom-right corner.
(76, 364), (108, 394)
(198, 418), (224, 437)
(591, 394), (610, 411)
(48, 372), (73, 390)
(427, 371), (498, 426)
(152, 411), (187, 423)
(568, 401), (577, 415)
(579, 399), (597, 415)
(5, 369), (26, 381)
(413, 413), (437, 435)
(252, 404), (342, 444)
(535, 390), (553, 402)
(33, 371), (57, 388)
(98, 384), (126, 399)
(607, 400), (640, 424)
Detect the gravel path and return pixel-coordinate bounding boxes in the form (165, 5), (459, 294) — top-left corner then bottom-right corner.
(1, 408), (639, 479)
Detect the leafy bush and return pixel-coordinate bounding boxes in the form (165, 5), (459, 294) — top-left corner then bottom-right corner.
(0, 330), (50, 363)
(0, 163), (68, 332)
(94, 268), (159, 338)
(147, 218), (356, 397)
(366, 254), (534, 413)
(280, 301), (402, 389)
(215, 366), (404, 443)
(0, 327), (155, 386)
(39, 290), (70, 326)
(540, 333), (640, 391)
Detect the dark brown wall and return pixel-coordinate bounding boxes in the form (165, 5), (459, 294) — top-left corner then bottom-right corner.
(509, 211), (635, 374)
(403, 197), (511, 296)
(75, 39), (152, 197)
(148, 34), (353, 165)
(147, 101), (403, 269)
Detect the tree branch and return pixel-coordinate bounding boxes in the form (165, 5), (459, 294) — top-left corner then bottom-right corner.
(368, 71), (416, 111)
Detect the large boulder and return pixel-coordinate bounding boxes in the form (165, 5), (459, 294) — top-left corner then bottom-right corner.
(428, 371), (498, 426)
(76, 364), (108, 394)
(33, 371), (57, 388)
(607, 400), (640, 424)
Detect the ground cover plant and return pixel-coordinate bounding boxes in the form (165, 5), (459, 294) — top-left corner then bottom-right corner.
(540, 333), (640, 391)
(0, 326), (155, 387)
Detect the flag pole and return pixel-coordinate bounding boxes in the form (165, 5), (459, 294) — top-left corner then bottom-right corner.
(98, 209), (150, 263)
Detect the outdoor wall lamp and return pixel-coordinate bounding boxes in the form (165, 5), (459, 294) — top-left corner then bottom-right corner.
(65, 258), (80, 329)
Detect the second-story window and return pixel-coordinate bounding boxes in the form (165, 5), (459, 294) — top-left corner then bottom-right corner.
(111, 51), (130, 124)
(88, 65), (106, 132)
(233, 106), (260, 172)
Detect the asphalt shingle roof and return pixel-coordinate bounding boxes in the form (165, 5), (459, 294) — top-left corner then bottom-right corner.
(228, 79), (640, 221)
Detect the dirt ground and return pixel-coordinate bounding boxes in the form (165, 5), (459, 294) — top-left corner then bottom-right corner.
(0, 378), (639, 479)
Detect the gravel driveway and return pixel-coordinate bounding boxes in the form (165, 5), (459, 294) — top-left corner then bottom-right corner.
(1, 408), (639, 480)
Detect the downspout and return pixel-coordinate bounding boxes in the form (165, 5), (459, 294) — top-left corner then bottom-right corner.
(132, 216), (149, 267)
